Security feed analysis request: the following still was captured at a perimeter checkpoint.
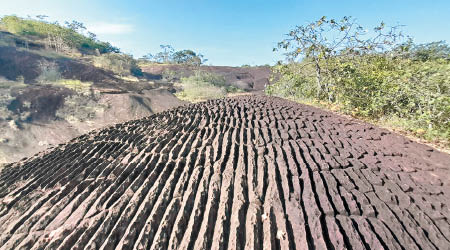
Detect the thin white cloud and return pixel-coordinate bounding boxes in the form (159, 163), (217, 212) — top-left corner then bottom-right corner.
(87, 22), (134, 35)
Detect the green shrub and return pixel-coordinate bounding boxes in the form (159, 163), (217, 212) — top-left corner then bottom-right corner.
(162, 69), (177, 81)
(177, 83), (227, 101)
(267, 62), (317, 98)
(56, 94), (106, 123)
(399, 40), (450, 61)
(268, 55), (450, 143)
(184, 71), (227, 86)
(36, 60), (61, 83)
(176, 71), (240, 102)
(54, 79), (92, 95)
(271, 16), (449, 144)
(93, 53), (142, 76)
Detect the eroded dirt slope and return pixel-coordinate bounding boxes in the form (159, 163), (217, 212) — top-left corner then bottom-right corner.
(0, 46), (186, 164)
(0, 88), (186, 164)
(0, 46), (122, 85)
(0, 96), (449, 249)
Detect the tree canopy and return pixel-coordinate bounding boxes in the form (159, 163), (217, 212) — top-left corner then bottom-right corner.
(142, 45), (207, 66)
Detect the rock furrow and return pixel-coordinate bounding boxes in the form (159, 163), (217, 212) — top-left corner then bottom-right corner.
(0, 96), (449, 249)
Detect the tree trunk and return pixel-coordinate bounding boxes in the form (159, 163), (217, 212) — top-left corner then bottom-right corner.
(315, 62), (322, 98)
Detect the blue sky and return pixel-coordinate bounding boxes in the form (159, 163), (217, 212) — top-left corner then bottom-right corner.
(1, 0), (449, 66)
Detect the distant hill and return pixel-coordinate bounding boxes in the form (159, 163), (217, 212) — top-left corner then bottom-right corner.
(142, 64), (271, 92)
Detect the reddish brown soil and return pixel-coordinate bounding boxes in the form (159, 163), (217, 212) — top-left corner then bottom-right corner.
(0, 96), (449, 249)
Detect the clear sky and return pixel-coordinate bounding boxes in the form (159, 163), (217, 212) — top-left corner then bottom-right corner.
(1, 0), (449, 66)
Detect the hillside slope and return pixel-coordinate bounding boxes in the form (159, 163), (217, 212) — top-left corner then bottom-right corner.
(0, 32), (272, 163)
(0, 96), (449, 249)
(0, 44), (185, 164)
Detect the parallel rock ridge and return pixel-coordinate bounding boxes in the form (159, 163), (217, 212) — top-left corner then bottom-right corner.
(0, 96), (449, 249)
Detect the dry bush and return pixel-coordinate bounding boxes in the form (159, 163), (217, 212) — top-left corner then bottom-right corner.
(93, 53), (142, 76)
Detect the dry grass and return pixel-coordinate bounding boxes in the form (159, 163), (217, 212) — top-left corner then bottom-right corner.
(175, 83), (227, 103)
(53, 79), (92, 95)
(174, 70), (243, 103)
(0, 77), (27, 89)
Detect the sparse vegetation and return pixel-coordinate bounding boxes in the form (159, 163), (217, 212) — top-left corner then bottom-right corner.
(0, 92), (14, 121)
(55, 94), (106, 123)
(53, 79), (93, 95)
(118, 75), (140, 82)
(36, 60), (61, 83)
(176, 71), (242, 102)
(1, 73), (98, 125)
(0, 76), (26, 89)
(0, 15), (144, 79)
(0, 76), (29, 124)
(93, 53), (142, 77)
(268, 16), (450, 145)
(42, 78), (102, 123)
(0, 15), (119, 54)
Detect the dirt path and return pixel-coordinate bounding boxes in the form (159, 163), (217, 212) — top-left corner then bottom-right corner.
(0, 96), (449, 249)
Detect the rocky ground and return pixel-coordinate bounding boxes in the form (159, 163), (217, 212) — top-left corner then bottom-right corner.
(0, 96), (449, 249)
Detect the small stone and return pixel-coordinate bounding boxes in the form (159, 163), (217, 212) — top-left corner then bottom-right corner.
(2, 196), (14, 205)
(276, 230), (286, 240)
(261, 213), (268, 221)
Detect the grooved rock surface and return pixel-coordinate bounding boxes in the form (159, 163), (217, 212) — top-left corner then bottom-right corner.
(1, 96), (450, 249)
